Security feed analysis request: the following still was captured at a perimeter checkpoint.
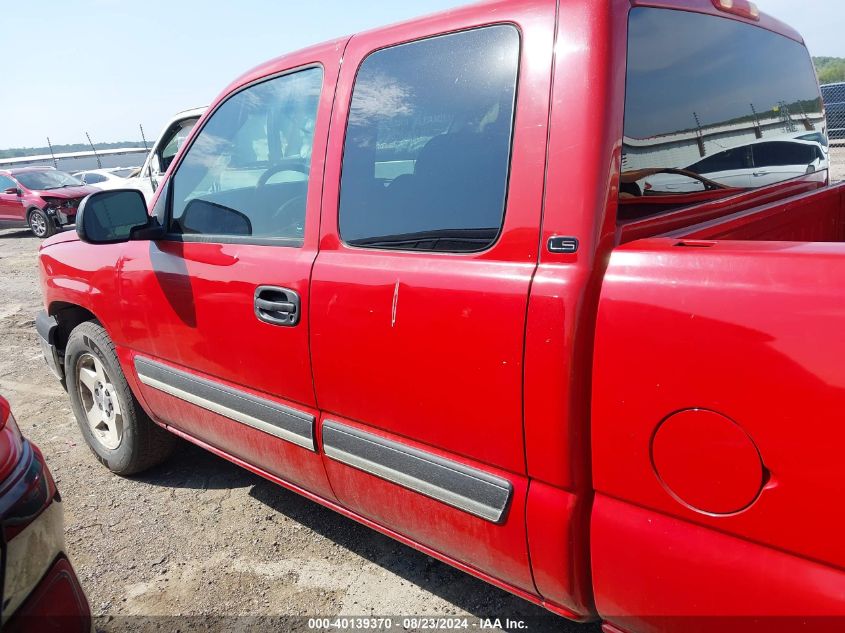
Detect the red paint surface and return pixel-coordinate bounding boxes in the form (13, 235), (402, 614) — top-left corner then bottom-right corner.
(593, 237), (845, 567)
(593, 494), (845, 632)
(525, 481), (594, 616)
(0, 396), (21, 482)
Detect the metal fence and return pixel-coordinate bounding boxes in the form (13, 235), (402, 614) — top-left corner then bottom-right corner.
(822, 82), (845, 142)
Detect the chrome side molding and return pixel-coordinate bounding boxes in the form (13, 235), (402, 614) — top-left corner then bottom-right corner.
(322, 420), (513, 523)
(134, 356), (315, 451)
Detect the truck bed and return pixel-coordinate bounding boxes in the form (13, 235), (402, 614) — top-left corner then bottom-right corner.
(668, 181), (845, 242)
(618, 178), (845, 244)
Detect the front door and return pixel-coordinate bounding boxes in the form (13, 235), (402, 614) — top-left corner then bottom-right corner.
(311, 4), (556, 593)
(0, 175), (22, 221)
(117, 44), (342, 499)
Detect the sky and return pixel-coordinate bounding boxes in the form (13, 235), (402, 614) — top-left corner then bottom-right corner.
(0, 0), (842, 149)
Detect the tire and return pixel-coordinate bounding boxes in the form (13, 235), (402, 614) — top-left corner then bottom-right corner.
(65, 321), (174, 475)
(27, 208), (56, 238)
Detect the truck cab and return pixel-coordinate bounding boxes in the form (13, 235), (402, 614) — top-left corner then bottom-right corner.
(34, 1), (845, 631)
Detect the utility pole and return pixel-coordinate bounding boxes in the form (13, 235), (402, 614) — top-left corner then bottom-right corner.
(797, 102), (815, 131)
(85, 132), (102, 168)
(750, 103), (763, 139)
(140, 123), (149, 151)
(693, 111), (706, 157)
(46, 137), (58, 168)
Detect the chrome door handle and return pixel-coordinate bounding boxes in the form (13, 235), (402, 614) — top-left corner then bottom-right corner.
(255, 298), (296, 313)
(254, 286), (300, 326)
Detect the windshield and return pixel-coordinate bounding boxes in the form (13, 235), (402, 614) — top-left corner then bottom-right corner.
(111, 168), (135, 178)
(15, 170), (84, 190)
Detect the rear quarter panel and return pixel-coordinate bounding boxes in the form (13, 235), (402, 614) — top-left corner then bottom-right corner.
(591, 238), (845, 627)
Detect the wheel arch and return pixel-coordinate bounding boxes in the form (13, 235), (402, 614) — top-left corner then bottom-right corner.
(48, 301), (100, 353)
(26, 205), (44, 220)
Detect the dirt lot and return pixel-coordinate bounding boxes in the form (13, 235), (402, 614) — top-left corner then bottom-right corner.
(0, 229), (597, 632)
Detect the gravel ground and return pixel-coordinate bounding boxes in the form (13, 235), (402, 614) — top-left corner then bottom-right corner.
(0, 229), (597, 632)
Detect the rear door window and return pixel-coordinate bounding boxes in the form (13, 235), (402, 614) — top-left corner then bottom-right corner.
(620, 8), (825, 221)
(338, 26), (520, 252)
(752, 141), (815, 167)
(688, 146), (753, 174)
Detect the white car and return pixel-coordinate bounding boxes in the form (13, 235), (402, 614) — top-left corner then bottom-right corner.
(73, 167), (137, 190)
(125, 106), (207, 203)
(638, 135), (829, 194)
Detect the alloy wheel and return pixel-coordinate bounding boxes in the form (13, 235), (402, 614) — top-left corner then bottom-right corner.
(76, 353), (123, 450)
(30, 212), (47, 237)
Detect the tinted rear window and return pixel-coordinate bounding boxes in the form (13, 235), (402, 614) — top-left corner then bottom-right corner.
(619, 8), (825, 222)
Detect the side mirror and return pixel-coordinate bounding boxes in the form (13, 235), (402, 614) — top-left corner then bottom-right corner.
(3, 187), (19, 196)
(76, 189), (162, 244)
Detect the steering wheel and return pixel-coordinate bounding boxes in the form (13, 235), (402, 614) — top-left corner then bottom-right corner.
(271, 195), (307, 238)
(257, 159), (309, 187)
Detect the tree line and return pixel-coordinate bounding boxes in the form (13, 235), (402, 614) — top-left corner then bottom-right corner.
(815, 57), (845, 85)
(0, 140), (147, 160)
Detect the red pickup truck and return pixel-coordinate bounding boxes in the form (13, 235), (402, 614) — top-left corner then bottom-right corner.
(34, 0), (845, 631)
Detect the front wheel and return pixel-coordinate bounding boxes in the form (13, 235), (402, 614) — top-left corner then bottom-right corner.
(27, 208), (56, 238)
(65, 321), (175, 474)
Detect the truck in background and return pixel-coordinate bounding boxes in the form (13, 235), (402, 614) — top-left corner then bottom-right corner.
(125, 107), (206, 203)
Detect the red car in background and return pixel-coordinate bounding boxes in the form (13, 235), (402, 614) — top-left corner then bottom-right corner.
(0, 395), (91, 632)
(0, 168), (97, 238)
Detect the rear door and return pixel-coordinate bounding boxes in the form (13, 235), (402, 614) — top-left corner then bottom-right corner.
(310, 2), (556, 593)
(116, 42), (344, 499)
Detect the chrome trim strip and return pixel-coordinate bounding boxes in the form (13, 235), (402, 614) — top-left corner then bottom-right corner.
(134, 356), (315, 451)
(322, 420), (512, 523)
